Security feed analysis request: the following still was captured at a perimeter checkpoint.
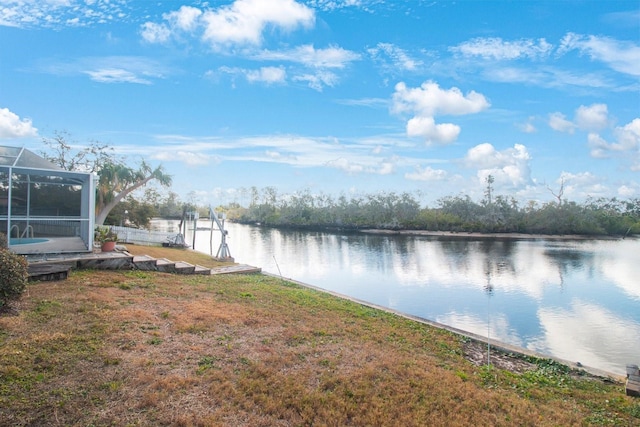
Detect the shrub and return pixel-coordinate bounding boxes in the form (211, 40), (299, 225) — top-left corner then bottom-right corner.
(0, 249), (28, 307)
(95, 226), (118, 244)
(0, 232), (7, 249)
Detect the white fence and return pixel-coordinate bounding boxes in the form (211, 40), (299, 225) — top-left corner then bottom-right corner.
(110, 225), (179, 246)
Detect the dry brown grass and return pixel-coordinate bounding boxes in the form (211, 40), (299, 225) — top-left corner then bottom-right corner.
(1, 251), (638, 426)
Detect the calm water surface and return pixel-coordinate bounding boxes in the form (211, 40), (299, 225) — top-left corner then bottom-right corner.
(153, 220), (640, 375)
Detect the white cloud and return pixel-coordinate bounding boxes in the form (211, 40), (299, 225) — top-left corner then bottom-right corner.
(588, 118), (640, 158)
(575, 103), (609, 131)
(150, 133), (407, 176)
(219, 66), (287, 85)
(140, 21), (171, 44)
(154, 150), (216, 166)
(142, 0), (314, 49)
(392, 81), (490, 144)
(518, 120), (537, 134)
(326, 157), (365, 173)
(38, 56), (167, 84)
(293, 70), (339, 91)
(368, 42), (422, 71)
(141, 2), (356, 91)
(392, 81), (490, 117)
(376, 158), (396, 175)
(253, 44), (361, 68)
(204, 0), (314, 47)
(603, 9), (640, 28)
(247, 45), (359, 89)
(557, 171), (608, 199)
(464, 143), (532, 188)
(326, 156), (396, 175)
(308, 0), (364, 11)
(487, 66), (611, 89)
(550, 103), (613, 136)
(260, 149), (300, 163)
(406, 116), (460, 144)
(616, 118), (640, 149)
(247, 66), (287, 84)
(405, 166), (448, 181)
(548, 112), (576, 134)
(558, 33), (640, 77)
(465, 143), (501, 168)
(587, 133), (610, 158)
(0, 107), (38, 138)
(451, 37), (553, 60)
(617, 184), (638, 198)
(165, 5), (202, 32)
(83, 68), (152, 84)
(0, 0), (130, 28)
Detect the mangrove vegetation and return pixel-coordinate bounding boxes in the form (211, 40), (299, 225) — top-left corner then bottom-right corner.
(218, 184), (640, 237)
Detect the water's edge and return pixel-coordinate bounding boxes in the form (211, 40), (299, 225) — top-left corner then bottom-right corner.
(263, 271), (624, 381)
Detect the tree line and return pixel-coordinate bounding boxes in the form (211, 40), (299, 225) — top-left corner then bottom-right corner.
(218, 185), (640, 237)
(107, 184), (640, 237)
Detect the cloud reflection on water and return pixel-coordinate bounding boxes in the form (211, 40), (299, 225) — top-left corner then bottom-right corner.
(435, 310), (525, 349)
(530, 300), (640, 374)
(597, 243), (640, 301)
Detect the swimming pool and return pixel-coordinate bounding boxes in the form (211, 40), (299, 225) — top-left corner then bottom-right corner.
(9, 237), (50, 245)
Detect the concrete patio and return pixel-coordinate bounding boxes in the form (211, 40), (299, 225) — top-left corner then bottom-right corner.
(26, 248), (261, 282)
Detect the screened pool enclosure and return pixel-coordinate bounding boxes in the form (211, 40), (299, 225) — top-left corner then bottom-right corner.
(0, 146), (95, 254)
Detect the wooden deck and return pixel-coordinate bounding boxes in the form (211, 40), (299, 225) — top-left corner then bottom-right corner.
(28, 263), (74, 282)
(27, 251), (133, 281)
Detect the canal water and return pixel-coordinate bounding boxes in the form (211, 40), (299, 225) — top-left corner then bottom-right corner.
(152, 219), (640, 375)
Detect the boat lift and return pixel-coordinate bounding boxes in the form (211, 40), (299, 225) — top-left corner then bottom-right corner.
(209, 206), (233, 261)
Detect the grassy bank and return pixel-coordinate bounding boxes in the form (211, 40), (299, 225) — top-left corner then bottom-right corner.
(1, 247), (638, 426)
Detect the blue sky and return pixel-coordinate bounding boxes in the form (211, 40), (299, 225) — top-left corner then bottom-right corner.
(1, 0), (639, 207)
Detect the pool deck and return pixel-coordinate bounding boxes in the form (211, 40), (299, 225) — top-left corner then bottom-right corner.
(11, 236), (90, 255)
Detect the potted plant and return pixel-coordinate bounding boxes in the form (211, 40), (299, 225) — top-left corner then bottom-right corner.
(95, 226), (118, 252)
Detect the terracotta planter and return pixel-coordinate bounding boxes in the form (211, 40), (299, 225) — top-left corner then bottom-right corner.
(101, 241), (116, 252)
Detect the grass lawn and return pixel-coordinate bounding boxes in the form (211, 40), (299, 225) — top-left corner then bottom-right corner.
(1, 246), (638, 426)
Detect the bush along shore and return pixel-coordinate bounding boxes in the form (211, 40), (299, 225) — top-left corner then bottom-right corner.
(1, 246), (639, 426)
